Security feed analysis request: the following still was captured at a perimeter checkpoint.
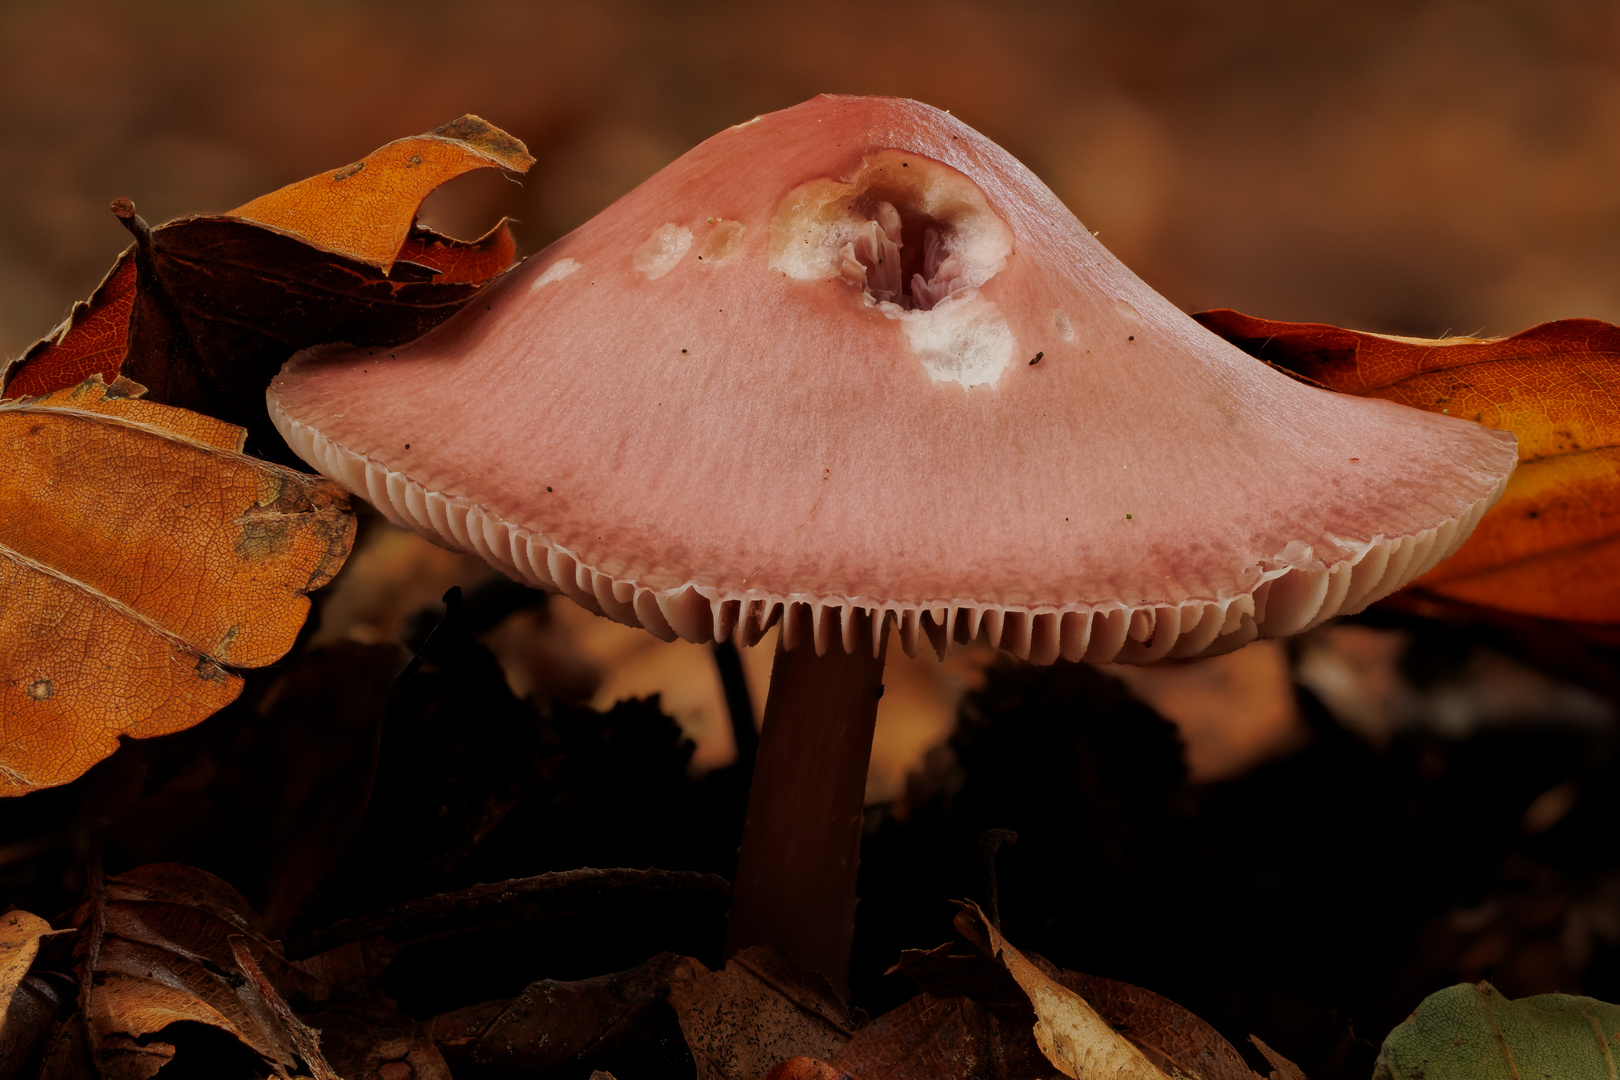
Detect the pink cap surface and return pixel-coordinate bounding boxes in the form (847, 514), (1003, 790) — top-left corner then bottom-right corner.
(268, 95), (1516, 663)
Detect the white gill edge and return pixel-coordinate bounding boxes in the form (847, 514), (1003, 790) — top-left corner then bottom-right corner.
(271, 401), (1506, 664)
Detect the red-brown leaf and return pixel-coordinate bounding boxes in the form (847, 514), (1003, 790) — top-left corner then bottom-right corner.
(1197, 309), (1620, 622)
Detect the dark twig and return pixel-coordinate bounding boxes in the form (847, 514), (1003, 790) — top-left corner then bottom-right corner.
(108, 198), (184, 341)
(394, 585), (461, 689)
(978, 828), (1018, 931)
(78, 825), (110, 1080)
(228, 935), (339, 1080)
(286, 866), (732, 959)
(107, 196), (213, 405)
(711, 638), (759, 769)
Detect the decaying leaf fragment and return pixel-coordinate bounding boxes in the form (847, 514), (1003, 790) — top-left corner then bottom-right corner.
(37, 863), (422, 1080)
(1374, 981), (1620, 1080)
(1060, 971), (1255, 1080)
(3, 115), (533, 454)
(0, 913), (72, 1080)
(668, 946), (857, 1080)
(0, 910), (52, 1021)
(0, 376), (354, 795)
(430, 951), (701, 1076)
(51, 864), (329, 1077)
(298, 996), (453, 1080)
(853, 906), (1299, 1080)
(951, 902), (1164, 1080)
(0, 908), (68, 1078)
(817, 993), (996, 1080)
(1197, 310), (1620, 622)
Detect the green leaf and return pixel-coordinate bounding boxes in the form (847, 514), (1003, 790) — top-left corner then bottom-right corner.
(1375, 982), (1620, 1080)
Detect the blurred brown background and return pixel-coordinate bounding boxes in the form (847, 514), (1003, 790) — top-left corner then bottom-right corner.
(4, 0), (1619, 364)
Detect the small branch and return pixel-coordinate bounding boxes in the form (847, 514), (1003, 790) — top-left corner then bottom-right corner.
(711, 638), (758, 769)
(79, 826), (110, 1080)
(392, 585), (460, 691)
(286, 867), (731, 959)
(108, 199), (176, 327)
(108, 197), (149, 245)
(228, 935), (339, 1080)
(106, 196), (207, 402)
(978, 828), (1018, 932)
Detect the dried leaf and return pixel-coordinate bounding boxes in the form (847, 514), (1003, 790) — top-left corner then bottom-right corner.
(1373, 981), (1620, 1080)
(767, 1059), (855, 1080)
(61, 863), (344, 1078)
(303, 997), (453, 1080)
(429, 951), (698, 1076)
(6, 251), (135, 398)
(0, 910), (51, 1022)
(669, 946), (856, 1080)
(0, 908), (70, 1079)
(1196, 310), (1620, 622)
(0, 377), (354, 795)
(4, 117), (532, 456)
(1060, 971), (1254, 1080)
(826, 993), (991, 1080)
(953, 901), (1165, 1080)
(1251, 1036), (1309, 1080)
(889, 937), (1270, 1080)
(231, 114), (533, 272)
(396, 219), (520, 284)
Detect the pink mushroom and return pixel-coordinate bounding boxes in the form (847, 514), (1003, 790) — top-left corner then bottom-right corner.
(267, 95), (1517, 990)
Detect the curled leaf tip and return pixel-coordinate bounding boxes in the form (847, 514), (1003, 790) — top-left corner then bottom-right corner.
(430, 113), (536, 171)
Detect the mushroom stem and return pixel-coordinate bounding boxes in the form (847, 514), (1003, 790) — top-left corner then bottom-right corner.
(724, 616), (889, 992)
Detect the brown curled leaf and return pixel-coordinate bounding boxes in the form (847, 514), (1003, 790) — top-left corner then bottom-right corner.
(1197, 309), (1620, 623)
(2, 117), (531, 458)
(58, 863), (360, 1078)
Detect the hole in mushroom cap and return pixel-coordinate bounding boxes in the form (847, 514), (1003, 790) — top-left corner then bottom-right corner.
(770, 150), (1011, 309)
(769, 150), (1017, 388)
(834, 200), (971, 312)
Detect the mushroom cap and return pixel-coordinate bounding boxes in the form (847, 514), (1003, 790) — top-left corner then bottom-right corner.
(267, 95), (1516, 664)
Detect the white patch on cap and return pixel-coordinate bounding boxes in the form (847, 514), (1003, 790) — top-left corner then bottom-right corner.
(1053, 309), (1076, 342)
(898, 290), (1015, 388)
(530, 257), (581, 290)
(633, 224), (693, 279)
(697, 219), (746, 265)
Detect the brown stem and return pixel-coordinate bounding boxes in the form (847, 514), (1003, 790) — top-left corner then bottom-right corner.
(724, 615), (889, 993)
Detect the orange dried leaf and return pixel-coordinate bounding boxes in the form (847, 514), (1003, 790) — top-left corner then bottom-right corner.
(1197, 310), (1620, 622)
(230, 114), (534, 272)
(396, 219), (520, 284)
(6, 250), (136, 399)
(0, 377), (354, 795)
